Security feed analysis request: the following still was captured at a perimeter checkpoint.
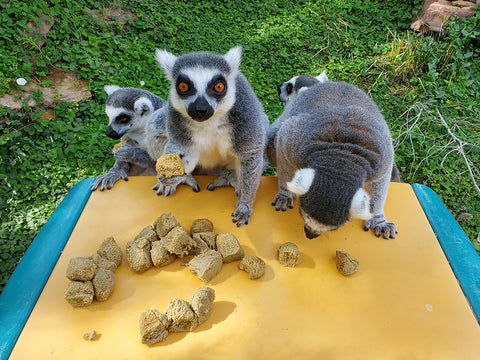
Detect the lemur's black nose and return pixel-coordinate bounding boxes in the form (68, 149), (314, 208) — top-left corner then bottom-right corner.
(188, 96), (214, 121)
(277, 83), (282, 96)
(105, 125), (123, 140)
(304, 225), (320, 239)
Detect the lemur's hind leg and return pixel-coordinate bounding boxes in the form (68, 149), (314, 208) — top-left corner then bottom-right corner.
(206, 168), (237, 191)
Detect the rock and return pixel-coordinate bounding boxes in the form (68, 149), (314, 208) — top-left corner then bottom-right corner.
(411, 0), (477, 33)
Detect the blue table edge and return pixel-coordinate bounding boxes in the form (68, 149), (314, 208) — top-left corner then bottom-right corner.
(0, 177), (95, 360)
(0, 180), (479, 360)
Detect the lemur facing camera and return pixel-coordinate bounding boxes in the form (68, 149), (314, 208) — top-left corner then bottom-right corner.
(267, 73), (398, 239)
(91, 85), (198, 191)
(154, 46), (269, 227)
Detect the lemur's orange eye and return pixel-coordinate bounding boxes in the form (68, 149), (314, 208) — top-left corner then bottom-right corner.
(214, 81), (225, 93)
(178, 82), (189, 93)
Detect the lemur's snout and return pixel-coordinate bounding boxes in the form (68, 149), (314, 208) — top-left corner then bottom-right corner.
(277, 83), (282, 96)
(304, 224), (321, 239)
(105, 125), (123, 140)
(188, 96), (213, 121)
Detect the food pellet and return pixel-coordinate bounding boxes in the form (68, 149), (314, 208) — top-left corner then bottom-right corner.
(278, 242), (301, 267)
(335, 250), (359, 276)
(238, 255), (265, 280)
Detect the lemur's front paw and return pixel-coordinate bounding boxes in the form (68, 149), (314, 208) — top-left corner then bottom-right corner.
(113, 144), (134, 162)
(92, 169), (128, 191)
(363, 215), (397, 239)
(271, 190), (294, 211)
(153, 174), (200, 196)
(231, 201), (252, 227)
(206, 169), (237, 191)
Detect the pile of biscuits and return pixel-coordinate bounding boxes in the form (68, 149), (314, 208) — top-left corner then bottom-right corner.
(64, 237), (123, 307)
(139, 286), (215, 345)
(125, 213), (266, 281)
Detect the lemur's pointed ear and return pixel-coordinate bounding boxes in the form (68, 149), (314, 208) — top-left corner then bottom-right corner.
(155, 49), (177, 81)
(104, 85), (121, 95)
(316, 70), (328, 83)
(286, 168), (315, 195)
(349, 188), (372, 220)
(134, 97), (154, 117)
(224, 46), (242, 72)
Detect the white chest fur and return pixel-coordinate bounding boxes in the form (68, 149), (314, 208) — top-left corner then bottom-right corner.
(188, 115), (236, 169)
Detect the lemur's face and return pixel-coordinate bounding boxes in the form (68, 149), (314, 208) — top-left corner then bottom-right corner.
(103, 87), (155, 141)
(155, 47), (242, 123)
(171, 69), (235, 122)
(287, 168), (372, 239)
(105, 106), (136, 139)
(277, 72), (328, 105)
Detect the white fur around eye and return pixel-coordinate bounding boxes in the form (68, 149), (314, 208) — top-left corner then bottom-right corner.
(349, 188), (372, 220)
(286, 168), (315, 195)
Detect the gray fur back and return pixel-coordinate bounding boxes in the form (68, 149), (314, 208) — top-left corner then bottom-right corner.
(281, 81), (394, 180)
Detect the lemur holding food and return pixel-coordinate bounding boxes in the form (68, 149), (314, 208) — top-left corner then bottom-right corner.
(154, 46), (269, 227)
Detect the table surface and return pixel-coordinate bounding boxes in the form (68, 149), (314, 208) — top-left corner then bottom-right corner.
(4, 176), (480, 360)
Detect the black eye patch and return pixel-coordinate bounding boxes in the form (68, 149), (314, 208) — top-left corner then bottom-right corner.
(286, 83), (293, 95)
(207, 74), (227, 98)
(115, 113), (131, 124)
(176, 74), (195, 97)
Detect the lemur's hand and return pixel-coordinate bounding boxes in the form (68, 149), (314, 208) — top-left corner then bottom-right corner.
(92, 168), (128, 191)
(271, 189), (294, 212)
(152, 173), (200, 196)
(113, 144), (135, 162)
(363, 215), (397, 239)
(231, 200), (252, 227)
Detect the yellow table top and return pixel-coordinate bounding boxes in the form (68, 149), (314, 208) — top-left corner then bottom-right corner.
(10, 176), (480, 360)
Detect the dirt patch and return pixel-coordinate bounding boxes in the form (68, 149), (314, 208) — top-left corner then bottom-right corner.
(0, 68), (91, 111)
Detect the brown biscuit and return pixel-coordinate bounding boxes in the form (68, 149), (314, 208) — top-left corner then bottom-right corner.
(192, 232), (217, 250)
(92, 267), (115, 301)
(150, 241), (177, 268)
(139, 306), (169, 345)
(335, 250), (359, 276)
(164, 298), (198, 332)
(90, 253), (117, 272)
(65, 256), (97, 281)
(216, 233), (244, 263)
(190, 218), (214, 235)
(153, 213), (181, 238)
(64, 280), (94, 307)
(238, 255), (266, 280)
(155, 153), (185, 178)
(126, 238), (153, 273)
(188, 250), (223, 282)
(135, 225), (159, 242)
(189, 286), (215, 325)
(278, 242), (302, 267)
(162, 226), (197, 257)
(97, 236), (123, 267)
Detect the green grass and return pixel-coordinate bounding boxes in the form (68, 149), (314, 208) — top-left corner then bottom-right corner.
(1, 0), (479, 292)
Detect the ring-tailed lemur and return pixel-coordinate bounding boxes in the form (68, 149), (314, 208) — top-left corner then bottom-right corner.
(91, 85), (199, 191)
(154, 46), (269, 227)
(267, 74), (398, 239)
(275, 72), (401, 182)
